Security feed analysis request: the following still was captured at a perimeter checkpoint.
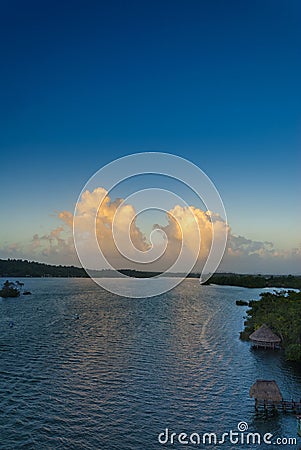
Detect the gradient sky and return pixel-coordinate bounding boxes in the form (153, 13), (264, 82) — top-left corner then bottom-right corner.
(0, 0), (300, 273)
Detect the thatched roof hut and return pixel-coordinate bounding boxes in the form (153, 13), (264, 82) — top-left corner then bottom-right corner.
(249, 323), (281, 349)
(250, 380), (282, 405)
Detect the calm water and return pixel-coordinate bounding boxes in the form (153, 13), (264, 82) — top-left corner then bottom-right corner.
(0, 278), (300, 450)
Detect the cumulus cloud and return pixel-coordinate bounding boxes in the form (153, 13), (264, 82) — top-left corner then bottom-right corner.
(151, 205), (229, 272)
(61, 187), (151, 270)
(1, 187), (300, 274)
(59, 188), (228, 272)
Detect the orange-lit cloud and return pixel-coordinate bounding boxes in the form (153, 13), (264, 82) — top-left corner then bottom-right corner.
(1, 187), (300, 274)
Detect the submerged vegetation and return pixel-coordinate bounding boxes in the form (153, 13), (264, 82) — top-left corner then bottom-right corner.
(240, 290), (301, 361)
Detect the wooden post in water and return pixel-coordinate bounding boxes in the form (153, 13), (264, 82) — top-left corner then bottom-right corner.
(297, 416), (301, 437)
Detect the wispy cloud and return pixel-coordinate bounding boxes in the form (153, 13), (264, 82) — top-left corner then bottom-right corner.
(0, 227), (76, 265)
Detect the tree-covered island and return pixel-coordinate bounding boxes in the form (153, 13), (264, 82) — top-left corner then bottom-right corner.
(240, 290), (301, 362)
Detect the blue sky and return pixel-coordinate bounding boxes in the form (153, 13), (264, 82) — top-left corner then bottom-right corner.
(0, 0), (300, 272)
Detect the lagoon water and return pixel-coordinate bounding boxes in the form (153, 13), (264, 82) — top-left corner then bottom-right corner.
(0, 278), (300, 449)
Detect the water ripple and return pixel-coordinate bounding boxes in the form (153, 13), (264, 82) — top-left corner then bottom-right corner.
(1, 279), (300, 449)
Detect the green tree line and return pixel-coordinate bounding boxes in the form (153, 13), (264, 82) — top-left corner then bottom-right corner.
(1, 259), (301, 288)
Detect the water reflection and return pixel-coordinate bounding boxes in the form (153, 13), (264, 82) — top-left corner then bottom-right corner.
(0, 278), (300, 449)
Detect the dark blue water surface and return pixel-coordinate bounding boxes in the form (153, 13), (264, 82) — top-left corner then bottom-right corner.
(0, 278), (300, 449)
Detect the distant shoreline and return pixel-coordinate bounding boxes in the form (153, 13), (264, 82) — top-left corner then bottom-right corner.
(1, 259), (301, 289)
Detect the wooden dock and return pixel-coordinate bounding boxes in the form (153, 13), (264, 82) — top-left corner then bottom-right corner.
(250, 380), (301, 414)
(255, 399), (301, 413)
(280, 400), (301, 413)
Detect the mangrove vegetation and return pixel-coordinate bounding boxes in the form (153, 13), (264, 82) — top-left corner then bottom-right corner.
(240, 290), (301, 361)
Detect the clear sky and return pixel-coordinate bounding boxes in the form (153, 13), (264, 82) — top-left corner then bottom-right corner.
(0, 0), (300, 273)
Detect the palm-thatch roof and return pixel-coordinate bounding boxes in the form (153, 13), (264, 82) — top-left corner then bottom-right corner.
(249, 323), (281, 343)
(250, 380), (282, 402)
